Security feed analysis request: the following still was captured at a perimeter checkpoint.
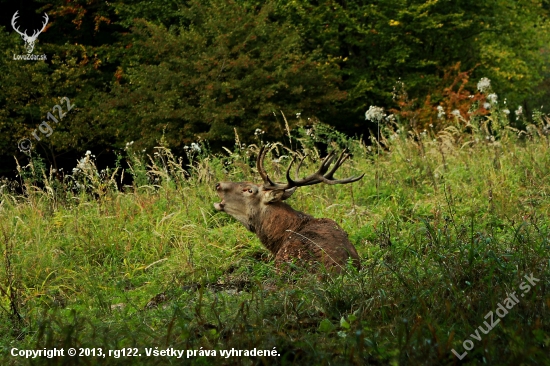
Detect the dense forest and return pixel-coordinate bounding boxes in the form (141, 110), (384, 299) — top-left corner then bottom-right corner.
(1, 0), (550, 176)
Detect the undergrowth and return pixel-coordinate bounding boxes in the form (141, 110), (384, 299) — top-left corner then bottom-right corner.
(1, 106), (549, 365)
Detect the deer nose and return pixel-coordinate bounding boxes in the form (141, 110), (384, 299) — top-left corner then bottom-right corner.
(216, 183), (221, 191)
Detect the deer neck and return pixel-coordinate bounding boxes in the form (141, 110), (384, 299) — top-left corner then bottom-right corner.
(251, 202), (311, 254)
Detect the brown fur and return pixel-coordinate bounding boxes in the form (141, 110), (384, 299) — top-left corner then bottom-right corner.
(214, 182), (360, 272)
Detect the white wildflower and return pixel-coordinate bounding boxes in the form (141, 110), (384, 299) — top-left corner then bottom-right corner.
(487, 93), (497, 103)
(477, 77), (491, 93)
(76, 157), (92, 170)
(483, 102), (491, 110)
(365, 106), (386, 122)
(85, 150), (92, 156)
(503, 109), (510, 115)
(451, 109), (461, 118)
(515, 106), (523, 120)
(296, 112), (301, 118)
(436, 106), (445, 119)
(191, 142), (201, 152)
(254, 128), (265, 136)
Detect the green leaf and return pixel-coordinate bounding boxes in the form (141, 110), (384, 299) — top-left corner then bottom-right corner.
(340, 317), (350, 330)
(318, 319), (334, 333)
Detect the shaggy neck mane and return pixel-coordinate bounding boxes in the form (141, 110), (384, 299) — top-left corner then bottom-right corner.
(251, 202), (311, 254)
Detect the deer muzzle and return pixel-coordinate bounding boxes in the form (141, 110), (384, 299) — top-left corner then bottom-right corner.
(214, 200), (225, 211)
(213, 183), (226, 211)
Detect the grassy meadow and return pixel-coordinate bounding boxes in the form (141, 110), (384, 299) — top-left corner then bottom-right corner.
(1, 119), (549, 365)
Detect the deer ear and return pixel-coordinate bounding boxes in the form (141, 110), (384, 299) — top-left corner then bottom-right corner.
(281, 187), (297, 200)
(263, 187), (297, 203)
(263, 189), (285, 203)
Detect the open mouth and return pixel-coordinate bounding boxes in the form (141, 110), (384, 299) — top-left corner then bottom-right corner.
(213, 199), (225, 211)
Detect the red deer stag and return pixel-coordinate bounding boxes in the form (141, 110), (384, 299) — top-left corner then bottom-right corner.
(214, 146), (364, 272)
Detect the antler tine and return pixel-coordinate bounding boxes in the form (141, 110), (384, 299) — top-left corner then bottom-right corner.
(286, 151), (335, 187)
(257, 145), (290, 189)
(281, 153), (307, 189)
(257, 145), (273, 186)
(42, 13), (49, 26)
(258, 148), (364, 191)
(29, 13), (49, 38)
(319, 148), (365, 185)
(317, 151), (336, 175)
(324, 150), (350, 180)
(39, 13), (49, 32)
(317, 172), (365, 185)
(288, 149), (364, 187)
(11, 11), (18, 26)
(284, 157), (296, 186)
(294, 154), (307, 180)
(11, 11), (27, 37)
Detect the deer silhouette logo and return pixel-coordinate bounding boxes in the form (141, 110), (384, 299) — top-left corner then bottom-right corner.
(11, 11), (49, 54)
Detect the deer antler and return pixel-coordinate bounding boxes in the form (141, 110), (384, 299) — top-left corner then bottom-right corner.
(29, 13), (49, 39)
(257, 145), (364, 190)
(11, 11), (48, 39)
(11, 11), (27, 38)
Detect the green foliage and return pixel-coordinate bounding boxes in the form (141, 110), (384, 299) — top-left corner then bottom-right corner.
(106, 0), (344, 148)
(273, 0), (550, 126)
(1, 0), (550, 172)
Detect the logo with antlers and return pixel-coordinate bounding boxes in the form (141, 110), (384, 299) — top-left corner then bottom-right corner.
(11, 11), (49, 54)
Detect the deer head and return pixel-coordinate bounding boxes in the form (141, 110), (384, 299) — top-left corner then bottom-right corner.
(12, 11), (49, 54)
(214, 145), (364, 231)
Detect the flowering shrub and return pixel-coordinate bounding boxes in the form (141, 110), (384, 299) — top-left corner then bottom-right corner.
(390, 63), (488, 132)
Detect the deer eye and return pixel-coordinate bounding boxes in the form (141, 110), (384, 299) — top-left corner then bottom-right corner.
(243, 187), (257, 194)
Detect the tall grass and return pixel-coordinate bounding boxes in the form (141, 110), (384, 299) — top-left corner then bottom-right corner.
(1, 115), (549, 365)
